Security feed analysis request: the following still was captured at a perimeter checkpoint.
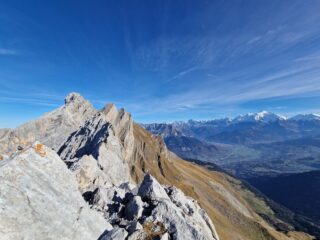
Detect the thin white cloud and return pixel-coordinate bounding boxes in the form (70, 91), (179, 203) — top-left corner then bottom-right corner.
(247, 36), (262, 45)
(124, 54), (320, 116)
(168, 67), (198, 82)
(0, 96), (60, 107)
(0, 48), (18, 56)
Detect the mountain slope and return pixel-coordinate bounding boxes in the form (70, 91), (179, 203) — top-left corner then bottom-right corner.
(130, 124), (315, 240)
(0, 94), (315, 240)
(248, 171), (320, 224)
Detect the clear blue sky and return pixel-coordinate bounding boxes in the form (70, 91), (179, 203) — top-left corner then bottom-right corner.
(1, 0), (320, 127)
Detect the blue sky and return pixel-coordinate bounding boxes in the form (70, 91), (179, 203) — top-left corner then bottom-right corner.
(1, 0), (320, 127)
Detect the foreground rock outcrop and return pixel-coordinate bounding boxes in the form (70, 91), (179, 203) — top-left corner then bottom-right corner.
(0, 143), (110, 240)
(83, 174), (219, 240)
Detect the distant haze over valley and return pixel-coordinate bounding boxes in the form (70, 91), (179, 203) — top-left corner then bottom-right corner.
(143, 110), (320, 178)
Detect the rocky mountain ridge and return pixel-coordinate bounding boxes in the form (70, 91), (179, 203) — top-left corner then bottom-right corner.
(0, 92), (96, 155)
(0, 93), (315, 240)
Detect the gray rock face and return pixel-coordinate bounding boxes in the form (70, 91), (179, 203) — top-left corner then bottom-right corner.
(138, 175), (220, 240)
(0, 93), (95, 155)
(69, 155), (112, 193)
(102, 104), (135, 161)
(0, 142), (111, 240)
(84, 174), (219, 240)
(58, 108), (132, 186)
(138, 174), (170, 201)
(90, 186), (127, 223)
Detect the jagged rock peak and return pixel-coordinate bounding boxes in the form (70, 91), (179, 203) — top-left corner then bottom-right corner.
(63, 92), (96, 117)
(101, 103), (132, 127)
(104, 103), (118, 114)
(0, 92), (97, 155)
(64, 92), (86, 105)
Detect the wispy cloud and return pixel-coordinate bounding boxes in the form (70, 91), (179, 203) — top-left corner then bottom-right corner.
(0, 48), (18, 56)
(125, 50), (320, 118)
(247, 36), (262, 45)
(0, 96), (60, 107)
(168, 67), (198, 82)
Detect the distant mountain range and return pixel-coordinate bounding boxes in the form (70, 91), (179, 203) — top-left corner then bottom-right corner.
(142, 111), (320, 178)
(144, 111), (320, 141)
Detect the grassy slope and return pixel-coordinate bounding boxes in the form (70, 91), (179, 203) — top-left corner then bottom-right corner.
(129, 124), (314, 240)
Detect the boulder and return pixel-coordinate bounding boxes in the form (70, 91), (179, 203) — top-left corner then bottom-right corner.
(124, 196), (144, 220)
(69, 155), (111, 193)
(138, 174), (170, 201)
(98, 227), (128, 240)
(89, 186), (126, 222)
(127, 230), (148, 240)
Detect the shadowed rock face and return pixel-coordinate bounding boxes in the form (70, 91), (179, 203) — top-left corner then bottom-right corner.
(0, 92), (96, 155)
(58, 105), (134, 186)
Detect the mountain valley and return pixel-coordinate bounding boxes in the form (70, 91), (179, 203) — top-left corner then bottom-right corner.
(143, 111), (320, 178)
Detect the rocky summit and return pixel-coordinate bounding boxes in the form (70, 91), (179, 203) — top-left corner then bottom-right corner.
(0, 93), (315, 240)
(0, 92), (96, 155)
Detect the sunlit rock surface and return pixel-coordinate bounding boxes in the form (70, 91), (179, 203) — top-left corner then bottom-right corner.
(0, 143), (111, 240)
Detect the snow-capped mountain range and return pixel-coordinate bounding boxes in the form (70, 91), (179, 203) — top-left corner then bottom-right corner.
(290, 113), (320, 121)
(177, 111), (320, 125)
(233, 111), (287, 123)
(143, 110), (320, 144)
